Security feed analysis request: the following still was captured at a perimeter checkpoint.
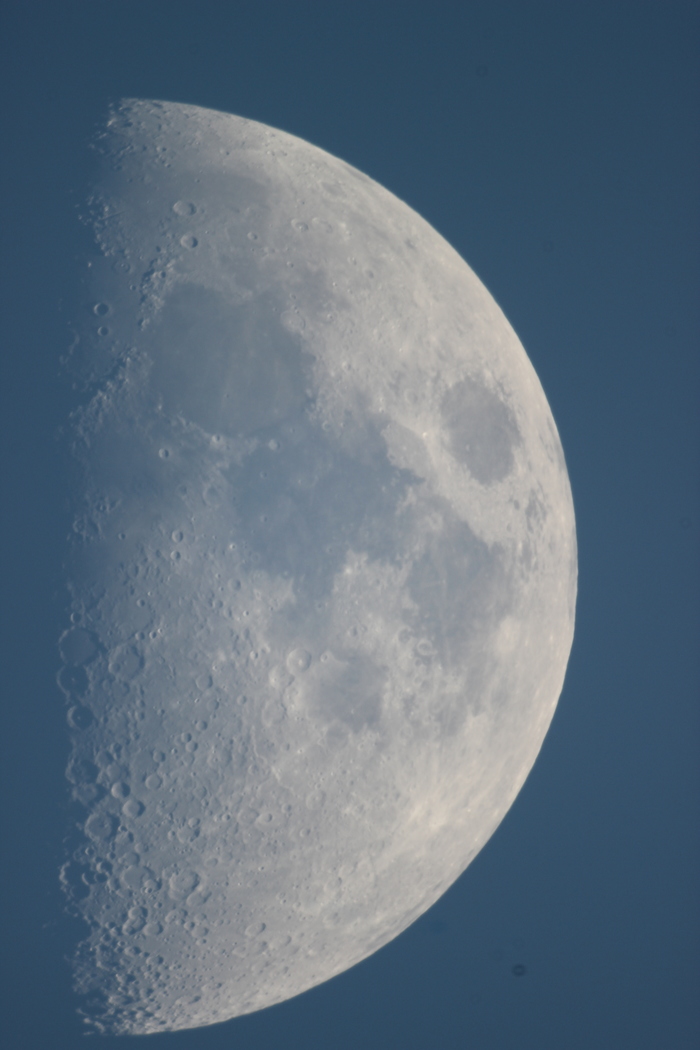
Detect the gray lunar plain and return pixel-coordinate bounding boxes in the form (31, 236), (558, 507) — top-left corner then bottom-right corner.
(59, 99), (577, 1034)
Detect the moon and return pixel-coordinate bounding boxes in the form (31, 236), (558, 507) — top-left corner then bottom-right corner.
(59, 99), (576, 1034)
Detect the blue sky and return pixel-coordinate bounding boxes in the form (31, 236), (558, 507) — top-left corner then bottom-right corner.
(1, 2), (698, 1047)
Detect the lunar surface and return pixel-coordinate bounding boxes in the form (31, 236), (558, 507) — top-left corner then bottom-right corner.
(59, 99), (577, 1034)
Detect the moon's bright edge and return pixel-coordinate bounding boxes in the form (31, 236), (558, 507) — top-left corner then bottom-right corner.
(59, 99), (576, 1034)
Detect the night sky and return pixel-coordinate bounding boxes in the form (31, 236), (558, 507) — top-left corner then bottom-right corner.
(1, 3), (698, 1048)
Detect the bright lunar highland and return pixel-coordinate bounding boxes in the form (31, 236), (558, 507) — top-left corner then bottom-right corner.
(60, 99), (577, 1034)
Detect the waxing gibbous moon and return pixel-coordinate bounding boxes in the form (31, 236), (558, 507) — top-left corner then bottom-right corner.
(59, 99), (577, 1034)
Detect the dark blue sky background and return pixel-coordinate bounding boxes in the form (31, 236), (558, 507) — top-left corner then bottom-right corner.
(1, 2), (698, 1047)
